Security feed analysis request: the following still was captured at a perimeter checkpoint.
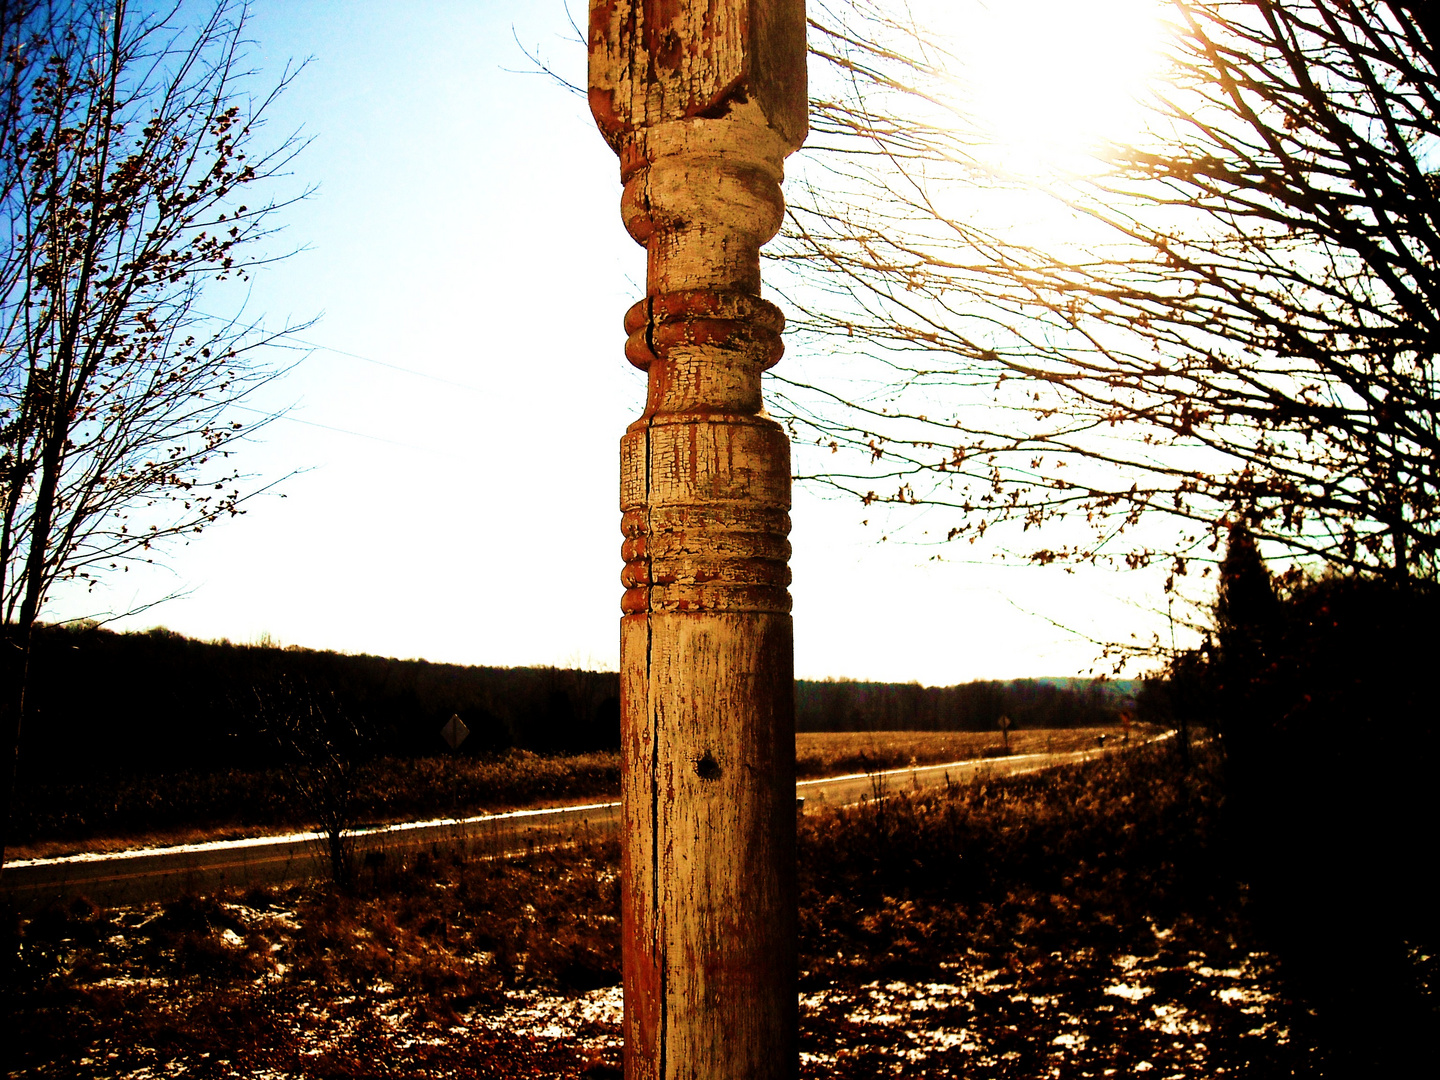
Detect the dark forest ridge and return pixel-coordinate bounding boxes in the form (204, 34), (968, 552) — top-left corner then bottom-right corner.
(8, 623), (1135, 855)
(20, 623), (1134, 782)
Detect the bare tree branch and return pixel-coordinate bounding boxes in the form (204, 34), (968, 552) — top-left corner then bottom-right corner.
(773, 0), (1439, 589)
(0, 0), (312, 866)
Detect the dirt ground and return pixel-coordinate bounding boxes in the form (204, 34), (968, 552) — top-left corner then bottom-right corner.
(6, 740), (1331, 1078)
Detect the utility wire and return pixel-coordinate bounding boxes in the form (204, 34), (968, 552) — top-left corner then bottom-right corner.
(199, 326), (482, 453)
(229, 404), (438, 455)
(283, 335), (491, 395)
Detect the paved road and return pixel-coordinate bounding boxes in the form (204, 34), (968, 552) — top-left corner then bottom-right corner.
(795, 743), (1118, 808)
(1, 800), (622, 911)
(2, 741), (1140, 911)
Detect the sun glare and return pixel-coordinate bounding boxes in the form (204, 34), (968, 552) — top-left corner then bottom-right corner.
(963, 0), (1168, 174)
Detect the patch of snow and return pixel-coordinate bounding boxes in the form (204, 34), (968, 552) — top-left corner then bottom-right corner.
(1192, 964), (1244, 979)
(1217, 985), (1273, 1006)
(904, 983), (970, 1009)
(1242, 1021), (1290, 1044)
(1105, 982), (1154, 1002)
(1146, 1003), (1210, 1036)
(91, 976), (168, 989)
(467, 986), (624, 1045)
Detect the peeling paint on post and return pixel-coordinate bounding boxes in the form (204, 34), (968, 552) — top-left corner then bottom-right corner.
(588, 3), (807, 1078)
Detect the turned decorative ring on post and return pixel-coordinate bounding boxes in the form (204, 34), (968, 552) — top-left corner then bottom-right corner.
(588, 2), (807, 1078)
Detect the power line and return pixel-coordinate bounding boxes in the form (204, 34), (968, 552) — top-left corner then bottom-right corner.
(189, 312), (492, 394)
(284, 335), (491, 395)
(230, 404), (438, 455)
(182, 316), (478, 453)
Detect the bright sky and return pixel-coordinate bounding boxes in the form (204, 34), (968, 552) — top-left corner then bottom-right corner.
(45, 0), (1188, 683)
(966, 0), (1167, 172)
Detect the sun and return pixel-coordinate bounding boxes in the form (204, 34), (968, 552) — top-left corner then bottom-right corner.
(961, 0), (1170, 175)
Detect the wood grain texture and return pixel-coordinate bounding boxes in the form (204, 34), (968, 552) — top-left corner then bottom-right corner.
(590, 3), (805, 1076)
(621, 613), (796, 1080)
(589, 0), (807, 151)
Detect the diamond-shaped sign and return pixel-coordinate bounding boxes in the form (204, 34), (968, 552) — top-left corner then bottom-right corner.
(440, 713), (470, 750)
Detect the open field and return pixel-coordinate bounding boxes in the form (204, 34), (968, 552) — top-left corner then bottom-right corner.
(794, 725), (1133, 778)
(8, 727), (1130, 860)
(5, 741), (1332, 1078)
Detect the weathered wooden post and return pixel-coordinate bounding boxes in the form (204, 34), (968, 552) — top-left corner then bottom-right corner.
(588, 2), (807, 1077)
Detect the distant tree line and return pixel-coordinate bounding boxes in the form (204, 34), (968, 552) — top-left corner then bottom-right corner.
(18, 624), (1127, 780)
(21, 623), (621, 780)
(795, 677), (1126, 733)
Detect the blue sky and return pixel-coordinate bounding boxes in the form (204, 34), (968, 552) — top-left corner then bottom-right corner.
(43, 0), (1184, 683)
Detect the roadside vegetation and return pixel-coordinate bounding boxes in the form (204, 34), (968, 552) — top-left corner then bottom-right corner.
(8, 620), (1131, 861)
(796, 739), (1316, 1076)
(7, 840), (626, 1078)
(795, 725), (1131, 777)
(7, 751), (625, 859)
(8, 728), (1132, 860)
(5, 740), (1337, 1078)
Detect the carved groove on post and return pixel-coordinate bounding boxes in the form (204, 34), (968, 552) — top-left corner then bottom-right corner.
(591, 4), (806, 1078)
(620, 502), (792, 614)
(623, 292), (785, 373)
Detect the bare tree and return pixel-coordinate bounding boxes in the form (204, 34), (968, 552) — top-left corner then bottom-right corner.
(0, 0), (309, 865)
(773, 0), (1439, 594)
(257, 676), (367, 888)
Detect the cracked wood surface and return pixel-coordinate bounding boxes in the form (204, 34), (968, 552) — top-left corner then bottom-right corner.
(591, 2), (807, 1077)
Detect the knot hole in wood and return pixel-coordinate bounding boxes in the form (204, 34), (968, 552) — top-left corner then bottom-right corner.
(694, 752), (723, 781)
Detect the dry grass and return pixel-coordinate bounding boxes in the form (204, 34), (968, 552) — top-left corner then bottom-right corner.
(13, 729), (1142, 859)
(792, 740), (1329, 1075)
(6, 740), (1334, 1078)
(7, 750), (623, 860)
(6, 840), (625, 1078)
(794, 724), (1137, 778)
